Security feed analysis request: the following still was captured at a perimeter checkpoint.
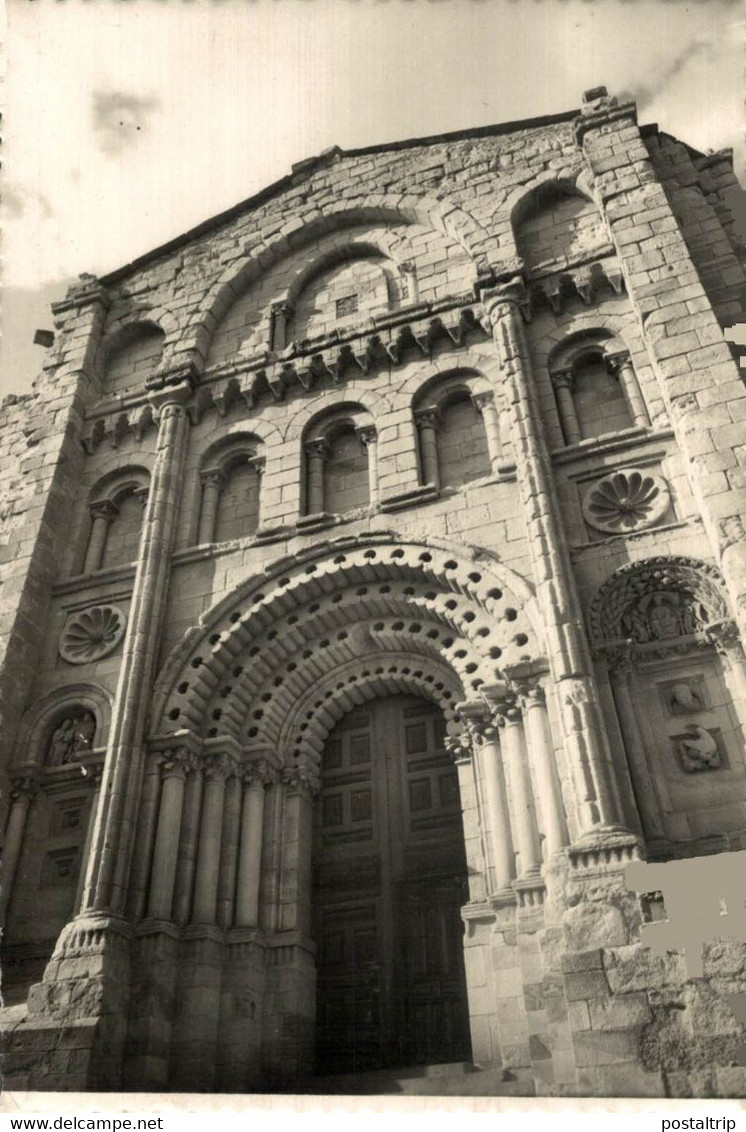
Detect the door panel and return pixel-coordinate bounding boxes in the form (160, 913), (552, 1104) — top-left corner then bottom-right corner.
(313, 695), (471, 1075)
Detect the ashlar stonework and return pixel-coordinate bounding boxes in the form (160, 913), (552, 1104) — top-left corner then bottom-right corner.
(2, 87), (746, 1096)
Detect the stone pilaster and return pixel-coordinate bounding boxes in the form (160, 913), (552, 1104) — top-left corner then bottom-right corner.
(483, 279), (633, 849)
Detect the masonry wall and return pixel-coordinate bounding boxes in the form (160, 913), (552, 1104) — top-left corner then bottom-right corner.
(2, 94), (746, 1096)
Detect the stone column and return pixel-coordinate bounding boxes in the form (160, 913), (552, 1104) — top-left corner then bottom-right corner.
(471, 391), (503, 469)
(304, 439), (328, 515)
(193, 754), (234, 926)
(84, 501), (118, 573)
(147, 750), (194, 921)
(172, 761), (205, 926)
(458, 701), (514, 894)
(197, 469), (225, 545)
(514, 678), (569, 859)
(606, 350), (649, 428)
(414, 408), (440, 489)
(279, 763), (319, 935)
(484, 280), (628, 844)
(127, 752), (163, 921)
(551, 370), (582, 446)
(80, 376), (194, 916)
(270, 302), (293, 352)
(75, 768), (104, 915)
(0, 776), (40, 922)
(217, 771), (242, 930)
(357, 425), (379, 506)
(493, 692), (542, 879)
(235, 762), (270, 929)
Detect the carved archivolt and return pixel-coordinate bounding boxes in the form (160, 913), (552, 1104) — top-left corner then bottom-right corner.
(582, 469), (669, 535)
(587, 556), (731, 650)
(151, 536), (544, 770)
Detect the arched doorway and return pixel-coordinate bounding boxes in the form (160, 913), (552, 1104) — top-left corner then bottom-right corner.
(312, 694), (471, 1076)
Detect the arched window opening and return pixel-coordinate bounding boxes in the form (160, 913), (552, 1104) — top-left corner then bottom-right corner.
(571, 352), (633, 440)
(101, 324), (165, 395)
(515, 185), (606, 274)
(436, 393), (492, 489)
(550, 339), (649, 447)
(1, 702), (104, 1005)
(196, 436), (265, 545)
(213, 458), (262, 543)
(100, 487), (146, 570)
(290, 256), (394, 345)
(413, 374), (497, 491)
(321, 426), (370, 514)
(82, 471), (150, 575)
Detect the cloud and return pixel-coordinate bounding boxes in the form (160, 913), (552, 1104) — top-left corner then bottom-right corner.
(92, 90), (159, 156)
(3, 185), (53, 220)
(620, 34), (718, 111)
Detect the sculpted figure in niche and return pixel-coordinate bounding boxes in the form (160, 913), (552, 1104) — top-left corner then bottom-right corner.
(668, 682), (705, 715)
(47, 711), (96, 766)
(621, 591), (706, 644)
(676, 724), (720, 773)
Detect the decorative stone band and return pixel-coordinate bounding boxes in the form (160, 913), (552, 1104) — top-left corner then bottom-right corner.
(59, 604), (127, 665)
(581, 468), (670, 535)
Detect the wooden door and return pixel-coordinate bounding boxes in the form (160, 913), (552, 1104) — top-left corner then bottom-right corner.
(313, 695), (471, 1075)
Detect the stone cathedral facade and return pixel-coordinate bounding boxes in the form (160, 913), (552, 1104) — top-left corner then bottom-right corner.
(2, 88), (746, 1097)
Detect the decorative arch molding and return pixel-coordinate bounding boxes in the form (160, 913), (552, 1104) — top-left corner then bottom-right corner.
(14, 683), (113, 771)
(90, 465), (151, 507)
(281, 240), (405, 310)
(200, 431), (265, 474)
(189, 198), (494, 365)
(587, 555), (732, 650)
(95, 318), (167, 381)
(496, 167), (597, 259)
(284, 386), (393, 443)
(530, 308), (641, 372)
(303, 401), (375, 444)
(151, 535), (544, 748)
(277, 652), (464, 771)
(411, 366), (493, 412)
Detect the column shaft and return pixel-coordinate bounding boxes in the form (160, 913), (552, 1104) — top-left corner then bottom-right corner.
(84, 508), (115, 573)
(501, 708), (542, 877)
(173, 769), (204, 926)
(415, 413), (440, 488)
(305, 442), (326, 514)
(198, 473), (224, 544)
(75, 775), (103, 915)
(478, 734), (514, 891)
(193, 762), (229, 925)
(608, 669), (667, 841)
(81, 383), (192, 915)
(472, 392), (503, 468)
(128, 754), (163, 921)
(217, 775), (242, 930)
(521, 687), (569, 858)
(147, 762), (188, 921)
(552, 374), (582, 445)
(0, 785), (37, 921)
(235, 781), (267, 928)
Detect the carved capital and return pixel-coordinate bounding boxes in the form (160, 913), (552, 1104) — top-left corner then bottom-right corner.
(10, 775), (41, 802)
(271, 301), (294, 321)
(444, 732), (474, 763)
(703, 619), (743, 658)
(89, 499), (119, 524)
(248, 455), (266, 477)
(242, 758), (275, 788)
(204, 753), (238, 782)
(304, 438), (329, 459)
(200, 467), (227, 490)
(719, 516), (746, 553)
(480, 276), (530, 326)
(455, 700), (499, 745)
(282, 761), (320, 796)
(148, 378), (194, 415)
(356, 425), (378, 447)
(133, 486), (150, 510)
(413, 408), (440, 432)
(471, 391), (495, 414)
(551, 369), (575, 392)
(162, 748), (200, 780)
(605, 350), (631, 379)
(514, 679), (546, 709)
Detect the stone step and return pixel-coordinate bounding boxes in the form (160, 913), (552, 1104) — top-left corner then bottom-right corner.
(298, 1063), (535, 1096)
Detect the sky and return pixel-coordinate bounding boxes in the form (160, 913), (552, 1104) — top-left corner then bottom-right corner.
(3, 0), (745, 397)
